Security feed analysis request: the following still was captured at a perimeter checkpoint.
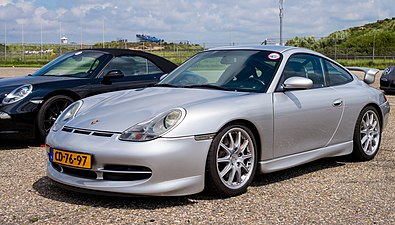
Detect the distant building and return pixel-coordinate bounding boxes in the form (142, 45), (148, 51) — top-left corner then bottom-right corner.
(60, 36), (68, 44)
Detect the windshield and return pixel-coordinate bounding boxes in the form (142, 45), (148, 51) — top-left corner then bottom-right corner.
(32, 51), (111, 78)
(160, 50), (282, 93)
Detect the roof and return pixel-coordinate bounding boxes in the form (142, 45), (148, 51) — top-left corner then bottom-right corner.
(207, 45), (298, 53)
(74, 48), (177, 73)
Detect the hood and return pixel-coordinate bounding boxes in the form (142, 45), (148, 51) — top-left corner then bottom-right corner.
(67, 87), (249, 132)
(0, 76), (83, 92)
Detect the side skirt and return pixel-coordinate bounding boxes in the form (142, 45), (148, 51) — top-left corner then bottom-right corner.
(258, 141), (353, 173)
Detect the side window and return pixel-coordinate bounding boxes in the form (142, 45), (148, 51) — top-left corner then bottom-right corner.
(323, 60), (353, 86)
(102, 56), (163, 77)
(132, 56), (164, 75)
(282, 54), (326, 88)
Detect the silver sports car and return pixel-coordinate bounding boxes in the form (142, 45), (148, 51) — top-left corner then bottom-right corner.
(46, 45), (390, 197)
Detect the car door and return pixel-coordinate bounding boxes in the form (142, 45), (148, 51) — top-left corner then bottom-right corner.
(91, 55), (165, 95)
(321, 58), (355, 146)
(273, 54), (344, 158)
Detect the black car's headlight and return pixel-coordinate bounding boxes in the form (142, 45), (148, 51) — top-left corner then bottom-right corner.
(119, 108), (186, 142)
(2, 84), (33, 105)
(52, 100), (83, 132)
(382, 67), (393, 76)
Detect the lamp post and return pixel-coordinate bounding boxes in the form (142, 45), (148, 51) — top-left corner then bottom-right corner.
(279, 0), (284, 46)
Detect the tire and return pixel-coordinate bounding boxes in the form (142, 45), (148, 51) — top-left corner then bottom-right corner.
(205, 123), (258, 197)
(36, 95), (74, 141)
(352, 106), (382, 161)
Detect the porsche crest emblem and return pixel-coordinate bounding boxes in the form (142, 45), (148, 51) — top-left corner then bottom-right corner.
(91, 119), (99, 125)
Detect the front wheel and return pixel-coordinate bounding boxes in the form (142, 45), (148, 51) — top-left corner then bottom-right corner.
(36, 95), (74, 141)
(205, 123), (257, 197)
(352, 106), (382, 161)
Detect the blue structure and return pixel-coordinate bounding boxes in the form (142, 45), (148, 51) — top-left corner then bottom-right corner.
(136, 34), (163, 43)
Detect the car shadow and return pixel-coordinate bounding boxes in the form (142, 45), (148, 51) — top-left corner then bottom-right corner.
(32, 156), (352, 207)
(32, 176), (198, 209)
(251, 156), (347, 186)
(0, 139), (42, 150)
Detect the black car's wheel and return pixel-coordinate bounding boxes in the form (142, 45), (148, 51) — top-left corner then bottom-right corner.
(36, 95), (74, 141)
(205, 123), (257, 197)
(352, 106), (382, 161)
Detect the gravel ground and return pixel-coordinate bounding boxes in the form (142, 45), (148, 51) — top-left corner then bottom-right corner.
(0, 67), (38, 78)
(0, 68), (394, 224)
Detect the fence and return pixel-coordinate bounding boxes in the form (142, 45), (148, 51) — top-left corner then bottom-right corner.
(1, 41), (395, 66)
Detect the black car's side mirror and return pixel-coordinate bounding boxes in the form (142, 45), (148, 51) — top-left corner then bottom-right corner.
(105, 70), (124, 79)
(102, 70), (124, 84)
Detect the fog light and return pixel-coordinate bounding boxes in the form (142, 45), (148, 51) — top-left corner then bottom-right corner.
(0, 112), (11, 119)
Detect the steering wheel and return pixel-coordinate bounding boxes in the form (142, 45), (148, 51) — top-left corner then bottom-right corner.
(247, 77), (265, 88)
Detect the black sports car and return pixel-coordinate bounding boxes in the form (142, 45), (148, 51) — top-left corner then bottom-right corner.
(0, 49), (177, 141)
(380, 66), (395, 93)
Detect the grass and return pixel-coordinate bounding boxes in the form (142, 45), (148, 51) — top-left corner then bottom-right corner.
(336, 59), (395, 70)
(1, 52), (395, 69)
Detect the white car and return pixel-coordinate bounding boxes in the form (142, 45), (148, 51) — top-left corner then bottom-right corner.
(46, 45), (390, 197)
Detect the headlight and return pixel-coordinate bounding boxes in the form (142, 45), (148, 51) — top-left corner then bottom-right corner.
(383, 67), (393, 76)
(119, 108), (186, 142)
(52, 100), (83, 132)
(2, 84), (33, 104)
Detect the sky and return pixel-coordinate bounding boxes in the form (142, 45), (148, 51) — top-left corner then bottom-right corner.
(0, 0), (394, 46)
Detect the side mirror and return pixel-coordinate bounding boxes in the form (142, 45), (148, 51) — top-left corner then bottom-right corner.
(104, 70), (124, 79)
(282, 77), (313, 90)
(102, 70), (124, 85)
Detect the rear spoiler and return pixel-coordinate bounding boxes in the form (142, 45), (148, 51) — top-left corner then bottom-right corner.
(346, 67), (379, 85)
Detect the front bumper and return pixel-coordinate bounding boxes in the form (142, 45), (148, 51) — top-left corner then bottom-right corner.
(380, 78), (395, 91)
(0, 111), (35, 139)
(46, 129), (213, 196)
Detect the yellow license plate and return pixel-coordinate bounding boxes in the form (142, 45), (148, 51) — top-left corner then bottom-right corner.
(51, 149), (92, 169)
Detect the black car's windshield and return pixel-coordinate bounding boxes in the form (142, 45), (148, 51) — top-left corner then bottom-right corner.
(32, 51), (111, 78)
(160, 50), (283, 93)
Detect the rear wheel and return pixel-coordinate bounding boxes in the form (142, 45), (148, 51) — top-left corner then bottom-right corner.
(36, 95), (74, 141)
(352, 106), (381, 161)
(205, 123), (257, 197)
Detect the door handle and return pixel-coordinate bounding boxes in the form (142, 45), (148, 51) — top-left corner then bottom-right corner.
(333, 99), (343, 107)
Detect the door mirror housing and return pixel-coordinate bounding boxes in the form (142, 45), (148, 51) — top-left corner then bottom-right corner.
(282, 77), (313, 90)
(104, 70), (125, 79)
(102, 70), (124, 85)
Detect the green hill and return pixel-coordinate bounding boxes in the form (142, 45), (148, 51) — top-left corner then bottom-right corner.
(286, 17), (395, 68)
(286, 18), (395, 53)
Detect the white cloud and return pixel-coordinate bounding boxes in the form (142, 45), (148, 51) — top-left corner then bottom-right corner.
(0, 0), (11, 6)
(0, 0), (394, 45)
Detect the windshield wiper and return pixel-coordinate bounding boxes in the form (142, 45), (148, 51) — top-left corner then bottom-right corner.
(154, 83), (180, 88)
(183, 84), (231, 91)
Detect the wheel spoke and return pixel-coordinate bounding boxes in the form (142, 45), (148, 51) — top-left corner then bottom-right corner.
(371, 120), (378, 129)
(220, 143), (232, 155)
(227, 166), (236, 184)
(236, 131), (242, 148)
(241, 154), (252, 161)
(369, 113), (374, 125)
(219, 163), (232, 178)
(217, 156), (231, 163)
(363, 139), (370, 152)
(228, 132), (235, 148)
(239, 161), (250, 173)
(235, 166), (242, 183)
(239, 139), (249, 153)
(361, 135), (368, 144)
